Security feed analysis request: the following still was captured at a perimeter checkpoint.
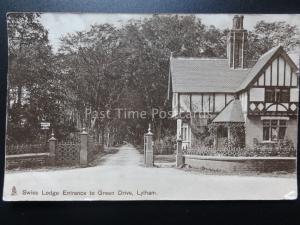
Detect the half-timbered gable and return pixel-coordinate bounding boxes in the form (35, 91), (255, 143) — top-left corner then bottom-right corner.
(237, 46), (299, 116)
(250, 53), (298, 88)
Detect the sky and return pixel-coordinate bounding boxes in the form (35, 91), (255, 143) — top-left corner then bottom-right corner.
(40, 13), (300, 63)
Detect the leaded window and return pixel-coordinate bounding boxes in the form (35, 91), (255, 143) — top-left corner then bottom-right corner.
(265, 88), (290, 103)
(217, 125), (228, 138)
(263, 120), (287, 141)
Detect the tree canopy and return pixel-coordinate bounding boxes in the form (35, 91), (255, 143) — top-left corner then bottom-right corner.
(247, 20), (300, 60)
(7, 13), (63, 143)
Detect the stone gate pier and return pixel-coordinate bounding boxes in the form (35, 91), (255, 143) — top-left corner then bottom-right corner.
(144, 124), (154, 167)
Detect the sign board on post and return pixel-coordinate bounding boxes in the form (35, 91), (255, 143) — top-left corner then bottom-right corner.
(40, 122), (50, 130)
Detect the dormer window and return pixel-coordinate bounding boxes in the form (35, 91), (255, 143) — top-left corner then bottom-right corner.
(265, 88), (290, 102)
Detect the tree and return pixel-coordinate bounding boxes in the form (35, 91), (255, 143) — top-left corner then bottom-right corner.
(119, 15), (228, 142)
(247, 20), (300, 60)
(38, 15), (229, 145)
(7, 13), (63, 143)
(59, 24), (127, 146)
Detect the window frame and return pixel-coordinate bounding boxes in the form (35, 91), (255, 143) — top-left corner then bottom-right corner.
(265, 88), (290, 103)
(181, 124), (190, 142)
(217, 125), (228, 139)
(262, 119), (287, 141)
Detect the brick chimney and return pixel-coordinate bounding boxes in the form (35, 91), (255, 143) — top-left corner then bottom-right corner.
(227, 15), (248, 69)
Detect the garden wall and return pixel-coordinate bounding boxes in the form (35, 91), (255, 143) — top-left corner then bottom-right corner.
(183, 155), (296, 173)
(6, 153), (50, 170)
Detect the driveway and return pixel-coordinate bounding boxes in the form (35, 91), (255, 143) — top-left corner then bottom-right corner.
(101, 144), (142, 167)
(3, 144), (297, 201)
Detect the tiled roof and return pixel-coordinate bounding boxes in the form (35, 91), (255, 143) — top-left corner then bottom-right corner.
(170, 45), (297, 93)
(212, 99), (244, 123)
(170, 58), (249, 93)
(286, 50), (300, 69)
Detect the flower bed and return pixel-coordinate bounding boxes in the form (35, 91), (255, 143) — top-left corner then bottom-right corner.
(184, 142), (296, 157)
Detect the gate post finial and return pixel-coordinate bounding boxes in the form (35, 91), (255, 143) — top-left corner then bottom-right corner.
(49, 129), (56, 141)
(147, 123), (153, 135)
(81, 127), (88, 135)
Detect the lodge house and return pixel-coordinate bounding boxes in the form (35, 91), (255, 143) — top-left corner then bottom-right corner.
(168, 15), (299, 149)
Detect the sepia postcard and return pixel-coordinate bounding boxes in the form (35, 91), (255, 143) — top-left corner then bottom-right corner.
(3, 13), (299, 201)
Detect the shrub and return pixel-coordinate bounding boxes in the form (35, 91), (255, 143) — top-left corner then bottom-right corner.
(252, 138), (296, 157)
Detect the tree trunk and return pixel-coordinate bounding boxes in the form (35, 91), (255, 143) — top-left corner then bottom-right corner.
(157, 118), (162, 141)
(107, 130), (110, 147)
(101, 124), (105, 148)
(17, 85), (22, 106)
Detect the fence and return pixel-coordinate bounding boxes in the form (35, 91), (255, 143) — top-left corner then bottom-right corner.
(179, 141), (296, 173)
(153, 144), (175, 155)
(55, 140), (80, 166)
(6, 143), (48, 155)
(183, 145), (296, 157)
(50, 130), (102, 166)
(153, 137), (177, 155)
(5, 129), (102, 169)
